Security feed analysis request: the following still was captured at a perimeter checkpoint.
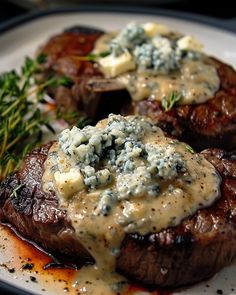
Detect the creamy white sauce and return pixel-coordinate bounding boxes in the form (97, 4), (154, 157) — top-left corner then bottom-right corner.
(42, 115), (221, 294)
(117, 59), (220, 104)
(93, 23), (220, 105)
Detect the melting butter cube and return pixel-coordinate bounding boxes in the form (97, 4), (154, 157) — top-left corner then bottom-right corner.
(54, 168), (84, 198)
(177, 35), (203, 52)
(98, 51), (136, 77)
(142, 22), (169, 37)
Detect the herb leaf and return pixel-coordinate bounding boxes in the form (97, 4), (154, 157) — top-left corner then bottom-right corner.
(10, 184), (25, 199)
(74, 51), (110, 62)
(185, 144), (195, 154)
(0, 55), (86, 181)
(161, 91), (182, 112)
(56, 76), (74, 87)
(56, 110), (92, 129)
(36, 53), (47, 64)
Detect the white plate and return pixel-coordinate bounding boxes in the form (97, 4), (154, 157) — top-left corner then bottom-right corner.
(0, 9), (236, 295)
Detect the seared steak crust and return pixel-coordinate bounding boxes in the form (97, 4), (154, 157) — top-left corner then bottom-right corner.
(39, 26), (104, 118)
(133, 58), (236, 151)
(0, 146), (236, 287)
(0, 143), (92, 261)
(117, 148), (236, 286)
(39, 27), (236, 151)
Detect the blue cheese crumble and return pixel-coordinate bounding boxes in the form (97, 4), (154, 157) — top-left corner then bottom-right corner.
(41, 115), (221, 292)
(98, 22), (203, 76)
(111, 23), (147, 54)
(134, 37), (181, 74)
(94, 22), (220, 106)
(58, 114), (186, 212)
(43, 115), (221, 235)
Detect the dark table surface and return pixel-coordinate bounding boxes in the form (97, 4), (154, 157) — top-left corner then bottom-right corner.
(1, 0), (236, 25)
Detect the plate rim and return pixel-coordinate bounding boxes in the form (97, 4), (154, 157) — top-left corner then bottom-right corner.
(0, 5), (235, 35)
(0, 278), (35, 295)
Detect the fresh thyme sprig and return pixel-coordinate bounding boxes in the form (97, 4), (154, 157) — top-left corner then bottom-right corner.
(161, 91), (182, 112)
(56, 109), (92, 129)
(73, 51), (110, 62)
(185, 144), (195, 154)
(0, 54), (77, 180)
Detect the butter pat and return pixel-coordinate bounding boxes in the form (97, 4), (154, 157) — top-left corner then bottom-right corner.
(98, 51), (136, 77)
(142, 22), (169, 37)
(177, 35), (203, 52)
(54, 168), (84, 198)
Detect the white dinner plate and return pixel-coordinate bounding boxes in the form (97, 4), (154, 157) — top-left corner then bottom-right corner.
(0, 7), (235, 295)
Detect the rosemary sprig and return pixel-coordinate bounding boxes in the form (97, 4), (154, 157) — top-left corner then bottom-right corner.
(161, 91), (182, 112)
(0, 54), (79, 181)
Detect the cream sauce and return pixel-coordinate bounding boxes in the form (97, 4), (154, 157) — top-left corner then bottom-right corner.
(42, 116), (221, 295)
(117, 59), (220, 104)
(93, 31), (220, 105)
(93, 32), (117, 55)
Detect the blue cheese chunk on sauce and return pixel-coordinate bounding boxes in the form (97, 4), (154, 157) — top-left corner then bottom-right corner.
(42, 115), (221, 295)
(94, 22), (220, 105)
(43, 114), (221, 234)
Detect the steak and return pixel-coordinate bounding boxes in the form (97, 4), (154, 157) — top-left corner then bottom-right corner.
(0, 145), (235, 287)
(133, 58), (236, 151)
(39, 26), (130, 121)
(117, 148), (236, 287)
(38, 26), (104, 119)
(0, 143), (93, 263)
(38, 26), (236, 151)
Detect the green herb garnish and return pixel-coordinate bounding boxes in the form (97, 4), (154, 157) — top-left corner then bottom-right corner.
(161, 91), (182, 112)
(10, 184), (25, 199)
(74, 51), (110, 62)
(185, 144), (195, 154)
(0, 55), (80, 180)
(75, 117), (93, 129)
(56, 110), (92, 129)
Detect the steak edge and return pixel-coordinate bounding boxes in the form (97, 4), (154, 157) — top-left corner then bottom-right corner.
(0, 143), (92, 262)
(117, 149), (236, 286)
(0, 145), (236, 287)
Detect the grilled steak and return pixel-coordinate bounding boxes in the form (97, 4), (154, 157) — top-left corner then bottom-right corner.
(117, 148), (236, 287)
(38, 26), (236, 151)
(0, 145), (235, 287)
(133, 58), (236, 151)
(0, 143), (93, 263)
(38, 26), (104, 119)
(39, 26), (130, 121)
